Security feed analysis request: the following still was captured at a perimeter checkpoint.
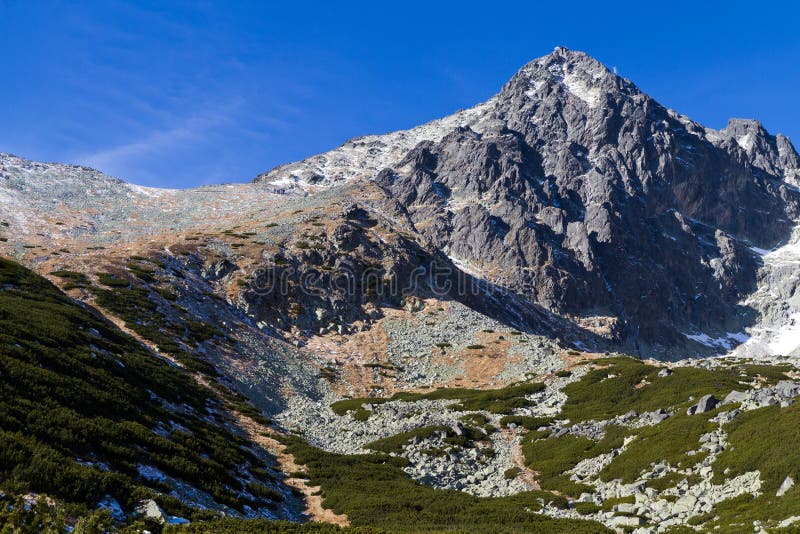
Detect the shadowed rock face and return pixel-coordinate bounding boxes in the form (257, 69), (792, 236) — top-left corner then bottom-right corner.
(366, 48), (800, 354)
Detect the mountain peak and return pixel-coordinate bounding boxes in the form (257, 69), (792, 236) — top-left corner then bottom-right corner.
(725, 117), (766, 136)
(505, 48), (637, 109)
(518, 47), (611, 78)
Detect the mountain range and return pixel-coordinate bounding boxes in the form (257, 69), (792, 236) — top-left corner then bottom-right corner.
(3, 47), (800, 532)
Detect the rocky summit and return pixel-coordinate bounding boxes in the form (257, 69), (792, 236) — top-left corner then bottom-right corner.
(3, 48), (800, 533)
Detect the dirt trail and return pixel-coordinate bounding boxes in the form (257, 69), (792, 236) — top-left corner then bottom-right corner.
(233, 413), (350, 526)
(507, 430), (540, 490)
(76, 298), (349, 526)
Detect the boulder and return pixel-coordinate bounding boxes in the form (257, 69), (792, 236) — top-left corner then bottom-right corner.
(673, 494), (698, 514)
(621, 410), (639, 421)
(722, 390), (748, 405)
(611, 515), (645, 527)
(687, 394), (717, 415)
(775, 381), (800, 396)
(777, 476), (795, 497)
(402, 296), (424, 312)
(135, 499), (167, 524)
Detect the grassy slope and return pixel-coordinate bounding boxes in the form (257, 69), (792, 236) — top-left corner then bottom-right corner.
(0, 258), (282, 519)
(282, 437), (611, 534)
(560, 357), (752, 422)
(522, 425), (629, 494)
(517, 357), (800, 531)
(598, 412), (716, 482)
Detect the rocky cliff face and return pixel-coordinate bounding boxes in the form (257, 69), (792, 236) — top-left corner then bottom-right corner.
(258, 47), (800, 355)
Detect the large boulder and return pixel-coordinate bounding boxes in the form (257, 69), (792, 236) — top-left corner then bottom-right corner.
(722, 390), (749, 405)
(135, 499), (167, 524)
(777, 476), (795, 497)
(687, 394), (717, 415)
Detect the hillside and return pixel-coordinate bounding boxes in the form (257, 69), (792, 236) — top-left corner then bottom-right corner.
(0, 257), (305, 527)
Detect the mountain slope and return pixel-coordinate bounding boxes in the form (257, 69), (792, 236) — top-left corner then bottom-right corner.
(0, 258), (302, 523)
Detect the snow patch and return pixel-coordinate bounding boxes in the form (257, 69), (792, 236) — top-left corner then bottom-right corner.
(97, 495), (126, 521)
(446, 254), (484, 278)
(126, 183), (172, 197)
(737, 133), (756, 151)
(749, 245), (773, 256)
(766, 312), (800, 356)
(683, 332), (750, 351)
(563, 74), (603, 108)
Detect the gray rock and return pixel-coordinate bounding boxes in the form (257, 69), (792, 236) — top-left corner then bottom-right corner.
(723, 390), (749, 405)
(362, 48), (800, 355)
(201, 259), (238, 281)
(611, 515), (645, 527)
(135, 499), (167, 524)
(615, 503), (637, 514)
(777, 476), (795, 497)
(776, 381), (800, 397)
(687, 394), (717, 415)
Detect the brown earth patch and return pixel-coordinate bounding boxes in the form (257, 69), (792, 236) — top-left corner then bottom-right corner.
(507, 429), (540, 490)
(233, 413), (350, 527)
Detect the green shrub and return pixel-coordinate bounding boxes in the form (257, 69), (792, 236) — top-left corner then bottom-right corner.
(282, 437), (610, 533)
(504, 467), (521, 480)
(0, 258), (280, 516)
(333, 382), (546, 419)
(600, 414), (714, 483)
(127, 262), (156, 282)
(499, 416), (553, 430)
(574, 502), (601, 515)
(561, 357), (751, 422)
(600, 495), (634, 512)
(97, 273), (130, 288)
(166, 518), (385, 532)
(714, 403), (800, 492)
(365, 426), (449, 455)
(523, 426), (628, 495)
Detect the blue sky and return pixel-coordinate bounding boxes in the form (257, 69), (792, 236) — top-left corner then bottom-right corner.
(1, 1), (799, 188)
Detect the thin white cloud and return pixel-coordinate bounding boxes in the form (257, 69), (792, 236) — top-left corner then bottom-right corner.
(77, 102), (240, 181)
